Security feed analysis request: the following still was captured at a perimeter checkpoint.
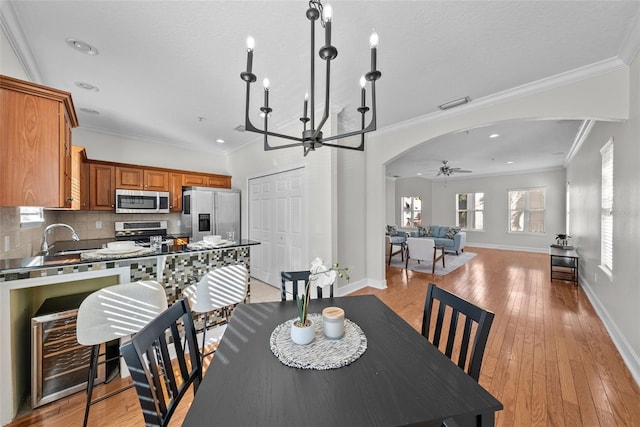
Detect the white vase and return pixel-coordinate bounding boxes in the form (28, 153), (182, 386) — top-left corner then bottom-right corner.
(290, 319), (315, 345)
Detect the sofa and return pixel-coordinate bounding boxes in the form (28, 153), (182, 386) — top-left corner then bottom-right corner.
(409, 225), (466, 255)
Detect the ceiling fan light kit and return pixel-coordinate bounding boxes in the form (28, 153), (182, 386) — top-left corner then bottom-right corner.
(437, 160), (472, 176)
(239, 0), (382, 156)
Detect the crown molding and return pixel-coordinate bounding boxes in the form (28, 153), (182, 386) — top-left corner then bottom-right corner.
(0, 0), (42, 82)
(618, 9), (640, 65)
(565, 119), (595, 165)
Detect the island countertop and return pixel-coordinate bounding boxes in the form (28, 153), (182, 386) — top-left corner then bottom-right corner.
(0, 239), (260, 274)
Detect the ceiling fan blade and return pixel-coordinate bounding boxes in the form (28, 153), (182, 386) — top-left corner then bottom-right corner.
(454, 169), (472, 173)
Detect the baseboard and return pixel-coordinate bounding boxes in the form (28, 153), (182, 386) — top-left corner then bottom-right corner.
(466, 242), (548, 253)
(580, 276), (640, 387)
(336, 278), (386, 296)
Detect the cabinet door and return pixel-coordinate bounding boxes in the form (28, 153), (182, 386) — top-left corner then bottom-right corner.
(169, 173), (183, 212)
(182, 173), (208, 187)
(115, 166), (144, 189)
(0, 88), (61, 206)
(208, 175), (231, 189)
(71, 146), (89, 210)
(60, 108), (73, 208)
(144, 170), (169, 191)
(90, 164), (115, 210)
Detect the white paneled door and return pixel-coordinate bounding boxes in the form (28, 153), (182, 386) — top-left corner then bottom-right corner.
(249, 168), (307, 288)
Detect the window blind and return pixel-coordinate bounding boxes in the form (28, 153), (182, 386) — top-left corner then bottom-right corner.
(600, 139), (614, 272)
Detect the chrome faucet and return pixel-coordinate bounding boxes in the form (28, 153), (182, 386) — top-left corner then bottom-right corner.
(41, 223), (80, 255)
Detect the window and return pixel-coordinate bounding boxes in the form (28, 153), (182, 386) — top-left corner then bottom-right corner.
(401, 196), (422, 227)
(20, 207), (44, 227)
(508, 188), (545, 233)
(600, 139), (613, 273)
(456, 192), (484, 230)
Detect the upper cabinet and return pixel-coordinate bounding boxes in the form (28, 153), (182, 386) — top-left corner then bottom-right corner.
(71, 146), (89, 210)
(115, 166), (169, 191)
(89, 163), (115, 211)
(0, 75), (78, 207)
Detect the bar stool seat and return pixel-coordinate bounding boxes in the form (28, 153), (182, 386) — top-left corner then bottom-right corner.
(76, 280), (167, 427)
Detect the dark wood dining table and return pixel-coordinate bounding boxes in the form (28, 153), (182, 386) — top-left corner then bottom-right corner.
(183, 295), (502, 427)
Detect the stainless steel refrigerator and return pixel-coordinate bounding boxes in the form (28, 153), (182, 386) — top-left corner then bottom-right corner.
(181, 187), (240, 242)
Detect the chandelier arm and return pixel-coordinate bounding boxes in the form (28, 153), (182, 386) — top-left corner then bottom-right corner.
(312, 58), (332, 140)
(309, 9), (316, 130)
(321, 141), (364, 151)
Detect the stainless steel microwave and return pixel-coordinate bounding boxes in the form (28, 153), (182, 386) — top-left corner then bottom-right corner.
(115, 189), (170, 213)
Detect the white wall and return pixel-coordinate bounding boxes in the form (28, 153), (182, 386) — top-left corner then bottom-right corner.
(429, 169), (566, 252)
(73, 128), (230, 177)
(566, 53), (640, 384)
(385, 177), (396, 226)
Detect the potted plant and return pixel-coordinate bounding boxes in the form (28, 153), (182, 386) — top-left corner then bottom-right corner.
(291, 258), (349, 345)
(555, 233), (571, 247)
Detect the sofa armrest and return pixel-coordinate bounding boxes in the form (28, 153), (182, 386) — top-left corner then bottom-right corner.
(453, 231), (466, 250)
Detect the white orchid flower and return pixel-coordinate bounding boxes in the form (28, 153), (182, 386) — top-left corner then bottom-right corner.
(309, 257), (337, 288)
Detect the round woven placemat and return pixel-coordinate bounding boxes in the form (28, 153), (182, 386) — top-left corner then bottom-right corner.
(270, 313), (367, 370)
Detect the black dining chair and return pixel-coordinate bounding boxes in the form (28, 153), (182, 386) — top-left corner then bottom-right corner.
(280, 270), (334, 301)
(422, 283), (494, 382)
(120, 298), (202, 427)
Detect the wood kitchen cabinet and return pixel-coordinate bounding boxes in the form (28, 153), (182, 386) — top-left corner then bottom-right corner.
(183, 172), (231, 189)
(115, 166), (169, 191)
(169, 172), (183, 212)
(0, 75), (78, 207)
(71, 146), (90, 210)
(89, 164), (115, 210)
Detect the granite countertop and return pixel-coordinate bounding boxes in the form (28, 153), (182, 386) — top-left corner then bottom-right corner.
(0, 239), (260, 273)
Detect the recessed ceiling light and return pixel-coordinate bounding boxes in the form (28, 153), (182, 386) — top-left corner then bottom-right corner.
(506, 161), (514, 164)
(489, 133), (500, 138)
(79, 108), (100, 115)
(417, 172), (422, 176)
(75, 81), (99, 92)
(216, 139), (225, 144)
(65, 38), (99, 55)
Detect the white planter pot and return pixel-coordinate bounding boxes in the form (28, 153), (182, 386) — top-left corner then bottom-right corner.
(290, 320), (315, 345)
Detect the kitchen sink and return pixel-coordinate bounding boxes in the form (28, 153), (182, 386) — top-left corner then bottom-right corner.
(53, 248), (100, 256)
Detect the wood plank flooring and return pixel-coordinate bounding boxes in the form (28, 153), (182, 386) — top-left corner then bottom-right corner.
(7, 247), (640, 426)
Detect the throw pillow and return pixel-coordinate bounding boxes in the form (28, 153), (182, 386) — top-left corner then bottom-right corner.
(417, 226), (431, 237)
(386, 225), (398, 235)
(446, 226), (461, 239)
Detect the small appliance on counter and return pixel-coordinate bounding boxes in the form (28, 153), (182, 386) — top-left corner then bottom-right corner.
(181, 187), (240, 242)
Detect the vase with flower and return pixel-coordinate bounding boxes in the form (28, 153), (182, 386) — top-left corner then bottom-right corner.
(290, 258), (349, 345)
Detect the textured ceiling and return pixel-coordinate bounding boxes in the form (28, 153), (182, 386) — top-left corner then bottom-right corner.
(2, 1), (639, 177)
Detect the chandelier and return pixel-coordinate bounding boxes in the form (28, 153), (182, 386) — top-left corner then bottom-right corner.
(240, 0), (381, 156)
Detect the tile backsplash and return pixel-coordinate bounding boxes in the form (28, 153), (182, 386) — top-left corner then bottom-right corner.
(0, 207), (182, 259)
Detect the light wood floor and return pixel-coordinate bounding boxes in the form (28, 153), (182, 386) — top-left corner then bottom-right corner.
(7, 247), (640, 426)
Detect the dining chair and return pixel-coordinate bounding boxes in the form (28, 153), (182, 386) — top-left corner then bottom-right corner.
(406, 237), (441, 273)
(76, 280), (168, 427)
(182, 264), (248, 358)
(422, 283), (494, 382)
(120, 298), (202, 427)
(387, 231), (408, 265)
(280, 270), (333, 301)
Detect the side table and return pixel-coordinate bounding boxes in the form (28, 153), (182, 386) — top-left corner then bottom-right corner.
(549, 246), (579, 285)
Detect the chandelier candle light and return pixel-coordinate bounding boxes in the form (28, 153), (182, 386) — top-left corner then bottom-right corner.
(240, 0), (382, 156)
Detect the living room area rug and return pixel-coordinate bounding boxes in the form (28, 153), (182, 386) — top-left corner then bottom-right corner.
(388, 251), (477, 275)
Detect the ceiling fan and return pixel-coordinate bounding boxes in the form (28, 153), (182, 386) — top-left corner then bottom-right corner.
(436, 160), (472, 176)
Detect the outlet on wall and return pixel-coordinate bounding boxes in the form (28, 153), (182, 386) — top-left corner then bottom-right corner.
(96, 221), (102, 229)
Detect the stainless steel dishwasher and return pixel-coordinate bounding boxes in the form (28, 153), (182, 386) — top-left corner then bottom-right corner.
(31, 292), (106, 408)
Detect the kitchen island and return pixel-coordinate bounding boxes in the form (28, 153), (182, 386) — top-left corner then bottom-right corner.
(0, 239), (259, 425)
